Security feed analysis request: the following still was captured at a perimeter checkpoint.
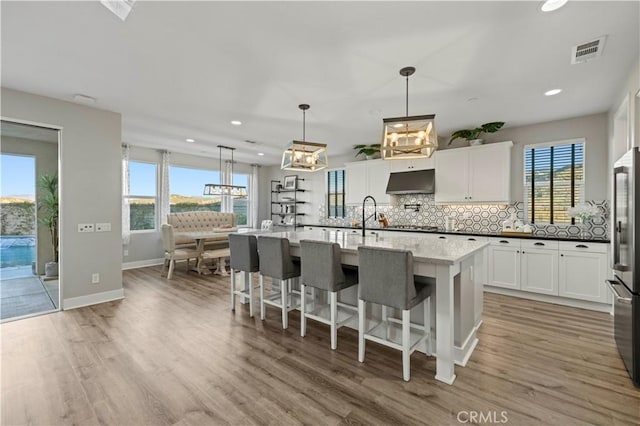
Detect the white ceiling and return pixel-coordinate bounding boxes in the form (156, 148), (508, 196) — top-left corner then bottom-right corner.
(1, 1), (638, 165)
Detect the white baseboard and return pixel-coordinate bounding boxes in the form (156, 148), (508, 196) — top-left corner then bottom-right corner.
(484, 286), (611, 313)
(454, 324), (480, 366)
(63, 288), (125, 310)
(122, 258), (164, 270)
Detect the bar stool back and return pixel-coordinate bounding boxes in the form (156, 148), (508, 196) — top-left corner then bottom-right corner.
(300, 240), (358, 350)
(228, 233), (259, 317)
(357, 246), (433, 381)
(257, 236), (301, 329)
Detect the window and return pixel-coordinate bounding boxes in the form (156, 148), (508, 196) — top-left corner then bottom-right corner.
(169, 166), (220, 214)
(232, 173), (249, 226)
(524, 140), (585, 224)
(127, 161), (157, 231)
(327, 169), (345, 217)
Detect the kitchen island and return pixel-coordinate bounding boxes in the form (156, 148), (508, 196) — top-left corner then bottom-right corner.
(253, 229), (488, 385)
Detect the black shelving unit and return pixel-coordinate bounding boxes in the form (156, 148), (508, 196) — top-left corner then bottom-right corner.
(271, 177), (306, 228)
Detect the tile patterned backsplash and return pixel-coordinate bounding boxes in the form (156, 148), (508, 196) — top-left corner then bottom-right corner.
(342, 195), (609, 240)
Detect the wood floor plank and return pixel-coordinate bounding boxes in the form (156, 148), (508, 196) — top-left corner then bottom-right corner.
(1, 266), (639, 425)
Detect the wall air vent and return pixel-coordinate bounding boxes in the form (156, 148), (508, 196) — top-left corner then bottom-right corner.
(571, 36), (607, 64)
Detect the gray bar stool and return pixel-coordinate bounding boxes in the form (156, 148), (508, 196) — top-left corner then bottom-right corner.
(257, 236), (301, 329)
(229, 233), (259, 317)
(357, 246), (433, 381)
(300, 240), (358, 350)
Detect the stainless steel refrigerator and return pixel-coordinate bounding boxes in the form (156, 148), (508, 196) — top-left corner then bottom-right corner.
(608, 146), (640, 388)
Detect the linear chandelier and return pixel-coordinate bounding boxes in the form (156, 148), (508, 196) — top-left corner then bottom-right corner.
(381, 66), (437, 160)
(281, 104), (328, 172)
(203, 145), (247, 198)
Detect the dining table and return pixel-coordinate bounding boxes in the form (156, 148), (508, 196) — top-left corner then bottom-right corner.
(237, 228), (488, 385)
(173, 230), (233, 275)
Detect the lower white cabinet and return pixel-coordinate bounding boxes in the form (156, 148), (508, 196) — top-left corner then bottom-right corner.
(558, 247), (608, 303)
(487, 242), (521, 290)
(520, 248), (559, 296)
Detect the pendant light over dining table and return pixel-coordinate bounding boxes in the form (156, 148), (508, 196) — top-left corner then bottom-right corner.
(381, 66), (437, 160)
(281, 104), (328, 172)
(203, 145), (247, 198)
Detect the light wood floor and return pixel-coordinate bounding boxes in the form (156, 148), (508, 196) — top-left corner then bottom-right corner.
(2, 266), (639, 425)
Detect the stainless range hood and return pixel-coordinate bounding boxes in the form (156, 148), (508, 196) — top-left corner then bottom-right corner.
(385, 169), (435, 194)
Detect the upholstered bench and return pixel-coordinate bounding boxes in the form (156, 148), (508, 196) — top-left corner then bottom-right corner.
(202, 248), (232, 275)
(167, 211), (237, 248)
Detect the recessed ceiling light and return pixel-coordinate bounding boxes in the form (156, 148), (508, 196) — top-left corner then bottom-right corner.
(231, 120), (242, 126)
(541, 0), (568, 12)
(185, 138), (195, 143)
(545, 89), (563, 96)
(257, 152), (265, 156)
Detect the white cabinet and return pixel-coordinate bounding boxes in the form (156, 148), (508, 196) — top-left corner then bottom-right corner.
(559, 242), (608, 303)
(487, 239), (521, 290)
(520, 248), (559, 296)
(345, 159), (391, 205)
(435, 141), (512, 204)
(388, 156), (435, 172)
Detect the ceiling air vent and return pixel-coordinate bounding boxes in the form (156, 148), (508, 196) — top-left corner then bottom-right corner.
(571, 36), (607, 64)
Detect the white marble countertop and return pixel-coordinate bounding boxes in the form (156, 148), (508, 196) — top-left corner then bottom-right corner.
(251, 229), (488, 265)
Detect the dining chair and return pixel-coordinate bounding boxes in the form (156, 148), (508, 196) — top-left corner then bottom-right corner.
(161, 224), (201, 279)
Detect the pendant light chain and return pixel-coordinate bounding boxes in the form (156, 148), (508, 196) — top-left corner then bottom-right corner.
(302, 108), (306, 141)
(405, 73), (409, 117)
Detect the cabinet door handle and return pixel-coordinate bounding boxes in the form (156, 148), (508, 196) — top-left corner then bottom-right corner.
(439, 236), (447, 239)
(468, 238), (476, 241)
(499, 240), (509, 244)
(522, 251), (526, 254)
(534, 242), (545, 246)
(575, 244), (588, 249)
(516, 250), (520, 253)
(561, 253), (564, 257)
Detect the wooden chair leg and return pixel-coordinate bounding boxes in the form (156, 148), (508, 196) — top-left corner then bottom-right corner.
(358, 299), (366, 363)
(402, 309), (411, 381)
(167, 259), (175, 280)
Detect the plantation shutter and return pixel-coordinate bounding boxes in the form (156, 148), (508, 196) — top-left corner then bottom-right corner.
(327, 169), (345, 218)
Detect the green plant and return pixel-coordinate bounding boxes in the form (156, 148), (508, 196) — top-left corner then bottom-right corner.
(353, 144), (381, 158)
(448, 122), (505, 145)
(38, 174), (58, 263)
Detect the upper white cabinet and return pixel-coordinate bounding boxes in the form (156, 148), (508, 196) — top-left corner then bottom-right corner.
(388, 155), (436, 173)
(435, 141), (512, 204)
(345, 159), (391, 205)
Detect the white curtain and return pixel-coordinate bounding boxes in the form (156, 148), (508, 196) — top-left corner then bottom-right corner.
(222, 160), (233, 213)
(250, 164), (260, 228)
(122, 144), (131, 246)
(160, 150), (170, 224)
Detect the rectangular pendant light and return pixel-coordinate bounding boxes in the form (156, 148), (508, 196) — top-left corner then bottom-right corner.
(203, 184), (248, 198)
(281, 140), (329, 172)
(381, 114), (437, 160)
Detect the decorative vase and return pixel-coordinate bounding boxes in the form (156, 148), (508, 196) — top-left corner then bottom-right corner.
(45, 261), (58, 277)
(579, 218), (590, 239)
(468, 139), (484, 146)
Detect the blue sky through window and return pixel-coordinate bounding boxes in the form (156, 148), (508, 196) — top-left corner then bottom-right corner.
(1, 154), (35, 197)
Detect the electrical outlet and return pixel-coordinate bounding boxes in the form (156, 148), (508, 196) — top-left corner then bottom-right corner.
(78, 223), (95, 233)
(92, 273), (100, 284)
(96, 222), (111, 232)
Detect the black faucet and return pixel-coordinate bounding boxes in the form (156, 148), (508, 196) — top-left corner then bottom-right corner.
(362, 195), (377, 238)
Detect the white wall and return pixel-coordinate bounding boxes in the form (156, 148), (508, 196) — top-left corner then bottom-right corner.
(608, 57), (639, 169)
(1, 88), (123, 308)
(124, 145), (256, 265)
(1, 135), (58, 274)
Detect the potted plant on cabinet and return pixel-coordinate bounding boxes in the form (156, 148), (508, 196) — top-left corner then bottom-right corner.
(353, 144), (381, 160)
(38, 173), (59, 277)
(448, 122), (505, 146)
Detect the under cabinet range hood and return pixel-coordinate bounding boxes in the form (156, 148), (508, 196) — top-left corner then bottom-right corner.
(385, 169), (435, 194)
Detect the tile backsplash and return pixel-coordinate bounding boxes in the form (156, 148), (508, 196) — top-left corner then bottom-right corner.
(341, 195), (609, 240)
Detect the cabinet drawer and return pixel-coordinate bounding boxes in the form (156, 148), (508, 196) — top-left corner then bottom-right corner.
(558, 241), (608, 254)
(521, 240), (559, 250)
(488, 237), (521, 247)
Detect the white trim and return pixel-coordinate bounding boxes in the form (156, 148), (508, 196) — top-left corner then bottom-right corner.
(0, 116), (63, 131)
(122, 258), (164, 270)
(454, 323), (480, 367)
(484, 286), (611, 312)
(522, 137), (585, 151)
(63, 288), (124, 310)
(613, 94), (632, 151)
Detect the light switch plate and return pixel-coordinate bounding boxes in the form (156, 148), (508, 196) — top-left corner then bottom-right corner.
(96, 222), (111, 232)
(78, 223), (95, 233)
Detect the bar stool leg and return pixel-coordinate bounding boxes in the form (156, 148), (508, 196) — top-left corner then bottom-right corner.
(402, 309), (411, 381)
(424, 296), (431, 354)
(358, 299), (366, 362)
(248, 272), (254, 317)
(330, 291), (338, 350)
(230, 268), (236, 311)
(281, 279), (288, 329)
(381, 305), (389, 339)
(300, 283), (306, 337)
(259, 274), (265, 321)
